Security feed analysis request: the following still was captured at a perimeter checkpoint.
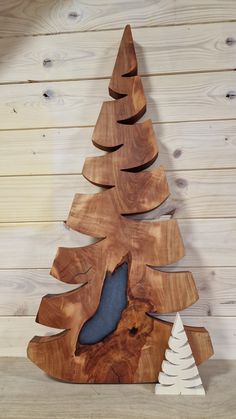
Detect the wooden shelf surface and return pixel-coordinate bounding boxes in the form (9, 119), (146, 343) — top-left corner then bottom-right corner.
(0, 358), (235, 418)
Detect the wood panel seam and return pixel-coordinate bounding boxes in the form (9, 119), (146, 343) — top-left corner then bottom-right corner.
(0, 68), (235, 87)
(1, 19), (236, 40)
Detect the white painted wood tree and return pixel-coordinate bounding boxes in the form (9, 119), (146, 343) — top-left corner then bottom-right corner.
(155, 313), (205, 395)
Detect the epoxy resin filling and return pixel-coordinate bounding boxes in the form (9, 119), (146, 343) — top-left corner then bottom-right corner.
(78, 263), (128, 345)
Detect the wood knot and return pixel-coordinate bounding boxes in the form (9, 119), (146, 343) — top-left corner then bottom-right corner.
(129, 327), (138, 336)
(63, 221), (70, 230)
(68, 11), (79, 19)
(175, 178), (187, 188)
(225, 37), (235, 46)
(43, 89), (54, 99)
(226, 91), (236, 100)
(43, 58), (53, 67)
(173, 149), (182, 158)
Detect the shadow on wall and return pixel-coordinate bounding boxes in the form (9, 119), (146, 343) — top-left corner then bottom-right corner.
(133, 41), (213, 319)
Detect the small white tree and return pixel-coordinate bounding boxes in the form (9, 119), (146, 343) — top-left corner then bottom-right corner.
(155, 312), (205, 395)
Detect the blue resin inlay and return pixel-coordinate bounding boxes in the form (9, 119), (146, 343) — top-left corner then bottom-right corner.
(79, 263), (128, 345)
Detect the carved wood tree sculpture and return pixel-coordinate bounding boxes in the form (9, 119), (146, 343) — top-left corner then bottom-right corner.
(155, 313), (206, 395)
(27, 25), (213, 383)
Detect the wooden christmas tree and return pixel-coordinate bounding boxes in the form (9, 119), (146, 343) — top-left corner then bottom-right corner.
(155, 313), (205, 395)
(27, 25), (213, 383)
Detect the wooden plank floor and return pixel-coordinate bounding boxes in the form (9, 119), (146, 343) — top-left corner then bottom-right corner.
(0, 358), (235, 419)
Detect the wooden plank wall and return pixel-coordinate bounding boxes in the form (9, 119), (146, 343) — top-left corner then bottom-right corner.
(0, 0), (236, 358)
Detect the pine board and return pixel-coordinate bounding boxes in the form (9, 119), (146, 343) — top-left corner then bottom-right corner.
(0, 267), (236, 317)
(0, 0), (236, 36)
(0, 316), (234, 358)
(0, 174), (100, 222)
(0, 219), (235, 269)
(0, 121), (235, 176)
(0, 169), (235, 222)
(0, 221), (93, 269)
(0, 71), (236, 129)
(157, 316), (236, 360)
(0, 23), (236, 83)
(0, 0), (236, 364)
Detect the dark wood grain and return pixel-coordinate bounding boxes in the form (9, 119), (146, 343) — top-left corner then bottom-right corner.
(28, 25), (213, 383)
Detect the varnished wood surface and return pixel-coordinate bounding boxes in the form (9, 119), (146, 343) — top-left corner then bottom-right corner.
(27, 25), (212, 382)
(0, 358), (236, 419)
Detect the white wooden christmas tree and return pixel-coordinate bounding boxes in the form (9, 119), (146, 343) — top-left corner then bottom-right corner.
(155, 313), (205, 395)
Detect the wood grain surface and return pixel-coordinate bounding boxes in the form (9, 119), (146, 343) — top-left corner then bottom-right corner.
(0, 0), (236, 36)
(0, 317), (232, 358)
(27, 25), (212, 383)
(0, 218), (235, 269)
(0, 71), (236, 129)
(0, 22), (235, 83)
(0, 358), (236, 419)
(1, 267), (236, 316)
(0, 169), (235, 222)
(0, 0), (235, 362)
(0, 120), (235, 176)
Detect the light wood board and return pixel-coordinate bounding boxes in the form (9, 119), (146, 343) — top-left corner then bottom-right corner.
(0, 219), (235, 269)
(0, 120), (235, 176)
(0, 316), (234, 358)
(157, 316), (236, 360)
(0, 0), (236, 36)
(0, 23), (235, 83)
(0, 0), (236, 362)
(0, 267), (236, 317)
(0, 71), (236, 129)
(0, 169), (236, 222)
